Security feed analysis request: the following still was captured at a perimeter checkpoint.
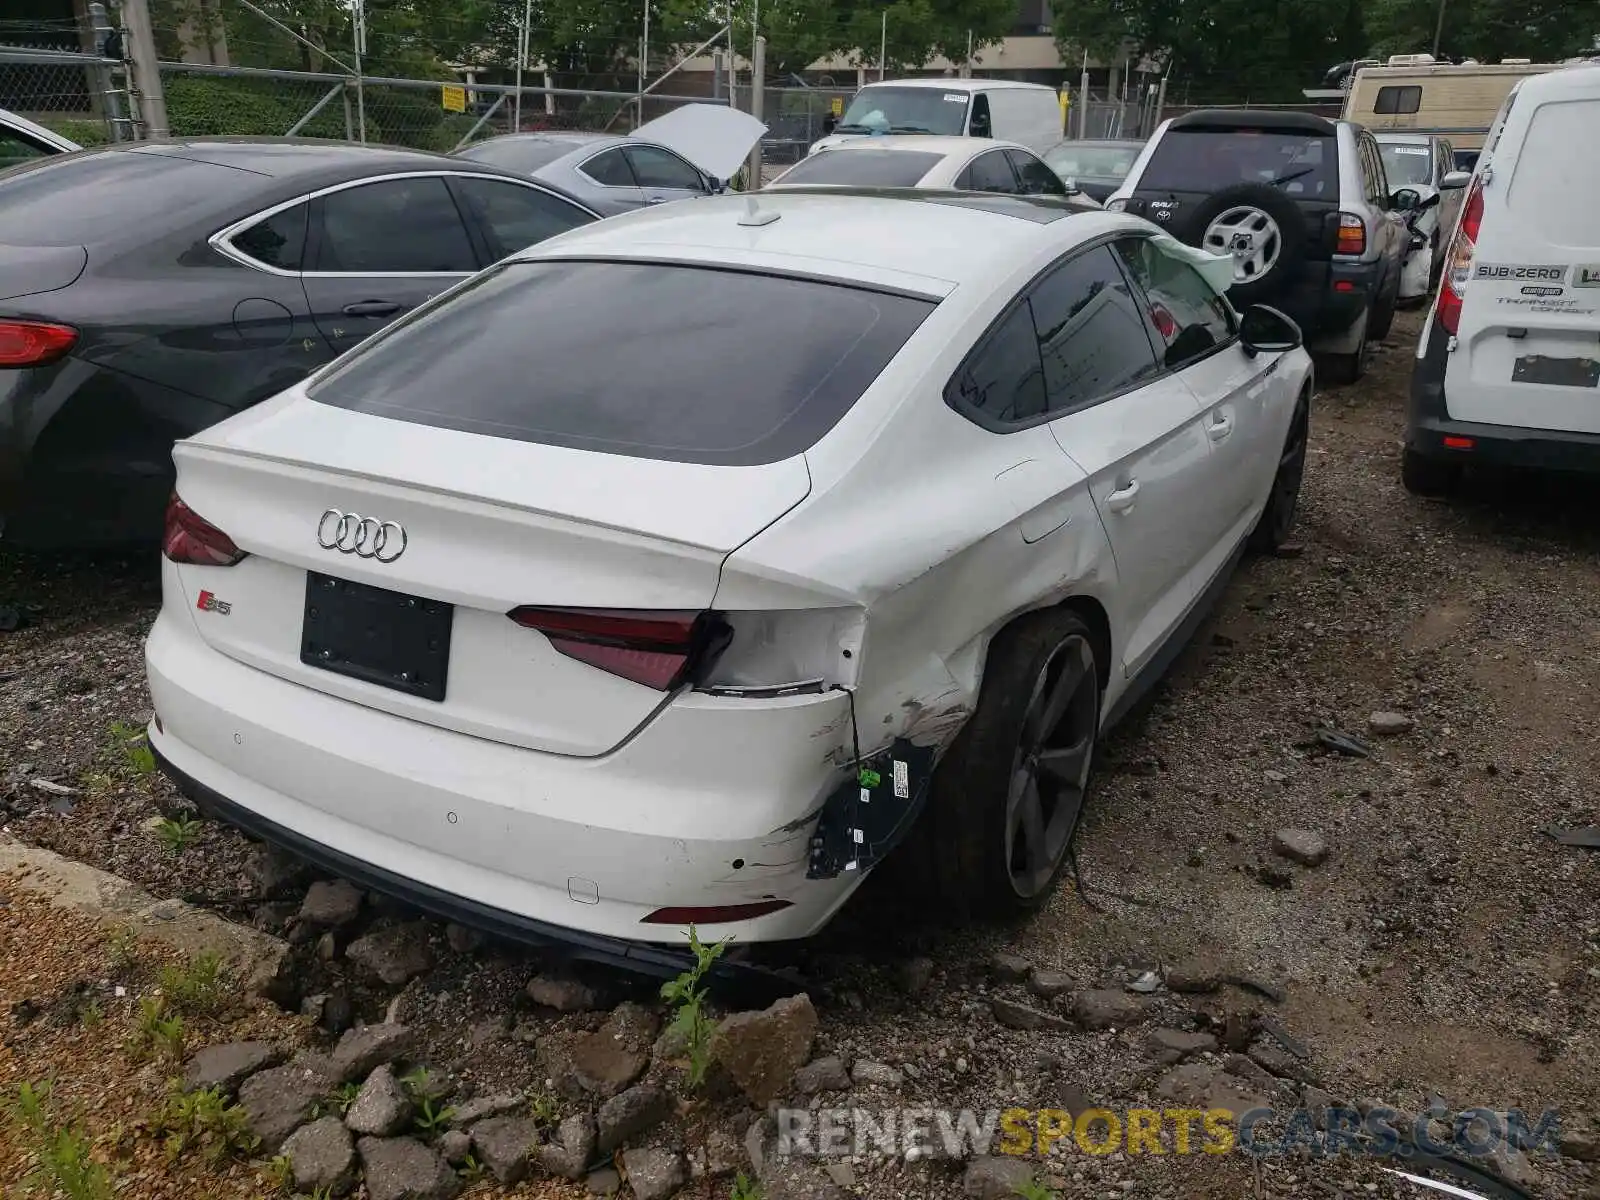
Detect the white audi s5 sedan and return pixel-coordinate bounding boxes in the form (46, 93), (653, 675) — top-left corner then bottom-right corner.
(145, 188), (1312, 967)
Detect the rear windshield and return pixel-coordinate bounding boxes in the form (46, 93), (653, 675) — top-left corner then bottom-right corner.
(1140, 129), (1337, 199)
(1044, 143), (1141, 182)
(310, 260), (936, 466)
(456, 138), (581, 174)
(774, 149), (944, 187)
(0, 150), (255, 245)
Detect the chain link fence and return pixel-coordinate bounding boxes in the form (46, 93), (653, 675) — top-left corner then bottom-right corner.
(0, 46), (133, 146)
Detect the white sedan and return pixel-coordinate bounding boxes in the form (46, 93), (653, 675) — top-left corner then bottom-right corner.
(766, 134), (1102, 206)
(144, 189), (1311, 965)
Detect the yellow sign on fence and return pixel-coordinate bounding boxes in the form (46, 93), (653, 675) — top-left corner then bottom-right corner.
(441, 84), (467, 113)
(830, 96), (844, 116)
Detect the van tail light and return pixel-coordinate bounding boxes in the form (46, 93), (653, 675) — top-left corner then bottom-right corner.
(1435, 178), (1484, 336)
(163, 494), (247, 566)
(507, 607), (732, 691)
(1335, 213), (1366, 255)
(0, 320), (77, 367)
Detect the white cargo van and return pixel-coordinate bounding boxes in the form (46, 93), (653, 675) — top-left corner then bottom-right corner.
(1404, 63), (1600, 494)
(811, 78), (1063, 157)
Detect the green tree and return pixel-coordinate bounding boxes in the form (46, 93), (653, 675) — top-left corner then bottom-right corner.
(1364, 0), (1598, 61)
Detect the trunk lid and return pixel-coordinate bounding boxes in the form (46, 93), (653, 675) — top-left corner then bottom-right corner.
(171, 392), (811, 756)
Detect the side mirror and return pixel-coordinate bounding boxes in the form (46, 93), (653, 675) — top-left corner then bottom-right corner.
(1239, 304), (1303, 357)
(1417, 191), (1441, 211)
(1440, 169), (1470, 190)
(706, 176), (725, 194)
(1391, 187), (1421, 211)
(822, 114), (837, 135)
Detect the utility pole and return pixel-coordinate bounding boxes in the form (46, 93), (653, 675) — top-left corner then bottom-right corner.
(351, 0), (367, 142)
(639, 0), (649, 129)
(879, 11), (887, 80)
(1431, 0), (1447, 58)
(118, 0), (167, 138)
(747, 35), (765, 187)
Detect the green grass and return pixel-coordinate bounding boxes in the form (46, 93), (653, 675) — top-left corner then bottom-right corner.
(127, 997), (185, 1064)
(156, 1082), (258, 1165)
(4, 1080), (115, 1200)
(106, 721), (156, 777)
(153, 815), (204, 853)
(158, 951), (228, 1017)
(1012, 1178), (1061, 1200)
(730, 1174), (763, 1200)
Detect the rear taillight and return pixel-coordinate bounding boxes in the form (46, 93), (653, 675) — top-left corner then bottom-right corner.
(641, 900), (794, 925)
(1335, 213), (1366, 255)
(162, 493), (247, 566)
(507, 607), (732, 691)
(1435, 178), (1484, 336)
(0, 320), (77, 368)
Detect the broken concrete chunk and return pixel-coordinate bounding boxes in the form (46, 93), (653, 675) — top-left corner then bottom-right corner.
(1271, 829), (1330, 867)
(469, 1115), (542, 1185)
(1070, 989), (1148, 1031)
(794, 1055), (852, 1095)
(962, 1156), (1035, 1199)
(446, 1091), (526, 1129)
(1145, 1028), (1218, 1065)
(345, 1064), (413, 1138)
(537, 1112), (598, 1179)
(992, 997), (1072, 1033)
(988, 951), (1031, 983)
(622, 1147), (687, 1200)
(329, 1023), (416, 1084)
(238, 1064), (328, 1152)
(849, 1060), (904, 1089)
(710, 993), (818, 1106)
(1368, 711), (1414, 736)
(282, 1116), (356, 1196)
(526, 974), (604, 1013)
(596, 1083), (672, 1154)
(357, 1136), (461, 1200)
(345, 924), (434, 987)
(182, 1040), (282, 1096)
(1026, 969), (1074, 1000)
(299, 879), (364, 930)
(1163, 957), (1223, 994)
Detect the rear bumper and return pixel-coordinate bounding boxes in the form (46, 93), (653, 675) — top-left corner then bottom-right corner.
(1276, 259), (1381, 338)
(1407, 316), (1600, 473)
(144, 598), (864, 951)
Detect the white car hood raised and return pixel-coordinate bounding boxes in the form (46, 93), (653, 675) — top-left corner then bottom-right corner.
(630, 104), (767, 181)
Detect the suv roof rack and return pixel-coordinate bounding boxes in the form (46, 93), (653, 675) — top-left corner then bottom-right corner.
(1168, 109), (1338, 136)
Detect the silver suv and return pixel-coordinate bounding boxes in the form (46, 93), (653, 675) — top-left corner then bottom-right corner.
(1105, 110), (1409, 383)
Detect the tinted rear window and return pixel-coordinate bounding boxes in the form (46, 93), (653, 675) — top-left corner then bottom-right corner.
(0, 150), (255, 245)
(456, 139), (581, 174)
(774, 149), (945, 188)
(1139, 129), (1337, 198)
(310, 261), (936, 466)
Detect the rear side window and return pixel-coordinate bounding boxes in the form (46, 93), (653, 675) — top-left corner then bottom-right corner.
(310, 261), (936, 466)
(964, 150), (1017, 193)
(313, 176), (477, 273)
(0, 151), (257, 247)
(1375, 85), (1422, 115)
(581, 148), (637, 187)
(451, 178), (591, 259)
(1140, 129), (1336, 199)
(948, 302), (1047, 422)
(1506, 98), (1600, 246)
(774, 149), (943, 187)
(1116, 237), (1235, 370)
(1007, 151), (1067, 196)
(1028, 246), (1159, 413)
(231, 202), (308, 270)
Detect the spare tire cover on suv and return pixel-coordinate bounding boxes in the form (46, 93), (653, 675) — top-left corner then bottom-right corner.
(1173, 182), (1306, 307)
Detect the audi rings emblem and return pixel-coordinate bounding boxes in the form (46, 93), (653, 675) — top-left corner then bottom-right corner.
(316, 509), (408, 563)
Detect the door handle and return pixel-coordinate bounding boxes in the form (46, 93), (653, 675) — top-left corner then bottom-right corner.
(1208, 412), (1235, 442)
(341, 300), (402, 317)
(1106, 479), (1141, 514)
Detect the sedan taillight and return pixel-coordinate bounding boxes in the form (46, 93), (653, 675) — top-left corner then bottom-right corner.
(0, 320), (77, 368)
(507, 606), (732, 691)
(163, 494), (247, 566)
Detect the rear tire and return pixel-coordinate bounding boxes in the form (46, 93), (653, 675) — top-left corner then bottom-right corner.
(911, 610), (1102, 920)
(1320, 307), (1370, 386)
(1249, 390), (1310, 553)
(1402, 447), (1462, 496)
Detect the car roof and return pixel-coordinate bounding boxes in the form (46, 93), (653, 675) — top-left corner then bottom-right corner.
(1167, 108), (1338, 135)
(100, 137), (511, 180)
(1048, 138), (1145, 149)
(861, 77), (1053, 92)
(820, 135), (1032, 156)
(511, 189), (1099, 296)
(468, 132), (616, 149)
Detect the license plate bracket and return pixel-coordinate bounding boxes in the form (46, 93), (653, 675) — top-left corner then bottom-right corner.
(1512, 355), (1600, 388)
(301, 572), (452, 702)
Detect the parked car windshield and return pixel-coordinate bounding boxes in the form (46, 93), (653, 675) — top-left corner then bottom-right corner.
(456, 138), (585, 174)
(1044, 142), (1141, 182)
(1139, 129), (1337, 198)
(310, 260), (937, 466)
(1378, 142), (1433, 185)
(773, 149), (944, 187)
(834, 87), (969, 135)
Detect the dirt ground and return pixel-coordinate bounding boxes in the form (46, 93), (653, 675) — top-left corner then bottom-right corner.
(3, 308), (1598, 1199)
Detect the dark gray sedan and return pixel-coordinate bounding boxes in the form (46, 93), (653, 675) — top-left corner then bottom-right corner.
(454, 103), (768, 216)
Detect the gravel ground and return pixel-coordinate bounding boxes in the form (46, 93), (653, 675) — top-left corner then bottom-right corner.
(3, 307), (1599, 1199)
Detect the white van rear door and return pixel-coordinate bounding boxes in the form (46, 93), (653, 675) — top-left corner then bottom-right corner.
(1447, 73), (1600, 435)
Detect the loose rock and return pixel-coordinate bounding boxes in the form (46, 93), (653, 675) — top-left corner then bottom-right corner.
(358, 1136), (462, 1200)
(1559, 1118), (1600, 1162)
(446, 1092), (526, 1129)
(993, 997), (1073, 1033)
(1071, 989), (1149, 1031)
(329, 1023), (416, 1084)
(182, 1040), (282, 1096)
(597, 1084), (673, 1153)
(444, 923), (485, 954)
(538, 1112), (599, 1179)
(238, 1063), (331, 1152)
(586, 1167), (623, 1195)
(850, 1060), (904, 1089)
(710, 993), (818, 1106)
(345, 1064), (413, 1138)
(281, 1116), (356, 1196)
(570, 1002), (660, 1099)
(897, 956), (936, 996)
(794, 1056), (852, 1095)
(989, 952), (1031, 982)
(469, 1115), (542, 1185)
(1163, 957), (1223, 994)
(1026, 969), (1074, 1000)
(963, 1156), (1034, 1199)
(345, 924), (434, 987)
(1145, 1028), (1218, 1065)
(1271, 829), (1330, 867)
(527, 974), (603, 1013)
(299, 879), (364, 929)
(1369, 711), (1414, 736)
(623, 1147), (687, 1200)
(437, 1129), (472, 1165)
